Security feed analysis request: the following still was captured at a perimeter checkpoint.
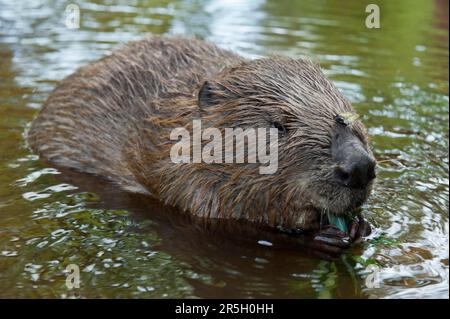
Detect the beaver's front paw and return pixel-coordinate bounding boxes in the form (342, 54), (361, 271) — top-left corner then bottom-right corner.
(348, 215), (372, 243)
(310, 225), (351, 259)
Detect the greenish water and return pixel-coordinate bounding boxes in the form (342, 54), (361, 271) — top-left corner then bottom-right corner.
(0, 0), (448, 298)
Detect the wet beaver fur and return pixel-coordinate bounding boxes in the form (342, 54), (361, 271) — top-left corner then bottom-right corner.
(28, 36), (376, 256)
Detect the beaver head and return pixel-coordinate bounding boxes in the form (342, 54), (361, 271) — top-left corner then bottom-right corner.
(143, 57), (376, 231)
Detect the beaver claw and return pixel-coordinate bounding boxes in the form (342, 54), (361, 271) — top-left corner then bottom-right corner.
(349, 215), (372, 243)
(310, 225), (351, 258)
(309, 216), (371, 259)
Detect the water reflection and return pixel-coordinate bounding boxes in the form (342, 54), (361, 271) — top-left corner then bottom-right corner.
(0, 0), (448, 298)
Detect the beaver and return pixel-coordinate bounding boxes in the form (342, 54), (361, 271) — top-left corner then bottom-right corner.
(28, 36), (376, 256)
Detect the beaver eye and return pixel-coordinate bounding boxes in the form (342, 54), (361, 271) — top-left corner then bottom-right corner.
(335, 114), (347, 126)
(273, 122), (287, 136)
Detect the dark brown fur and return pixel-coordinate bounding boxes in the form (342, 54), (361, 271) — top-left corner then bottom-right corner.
(28, 36), (374, 232)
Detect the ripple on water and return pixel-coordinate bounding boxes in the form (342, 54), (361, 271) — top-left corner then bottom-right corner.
(0, 0), (448, 298)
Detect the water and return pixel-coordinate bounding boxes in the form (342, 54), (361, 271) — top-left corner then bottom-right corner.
(0, 0), (448, 298)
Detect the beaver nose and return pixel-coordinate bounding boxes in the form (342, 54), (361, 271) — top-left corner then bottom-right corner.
(335, 155), (376, 189)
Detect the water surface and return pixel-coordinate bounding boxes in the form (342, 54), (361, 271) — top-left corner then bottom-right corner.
(0, 0), (448, 298)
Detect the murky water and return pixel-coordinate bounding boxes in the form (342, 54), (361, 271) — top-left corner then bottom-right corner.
(0, 0), (448, 298)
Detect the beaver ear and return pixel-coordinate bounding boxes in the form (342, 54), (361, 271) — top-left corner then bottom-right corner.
(198, 81), (216, 109)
